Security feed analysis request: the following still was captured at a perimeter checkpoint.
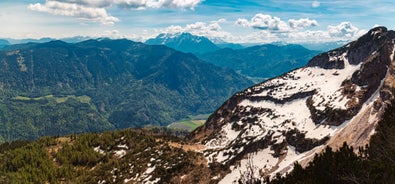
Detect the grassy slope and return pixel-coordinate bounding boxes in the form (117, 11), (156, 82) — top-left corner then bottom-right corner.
(167, 114), (209, 132)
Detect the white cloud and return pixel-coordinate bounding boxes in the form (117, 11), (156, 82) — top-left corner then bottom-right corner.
(28, 0), (203, 25)
(327, 22), (363, 38)
(157, 18), (365, 44)
(288, 18), (318, 29)
(158, 19), (285, 44)
(235, 18), (250, 28)
(116, 0), (202, 10)
(236, 14), (290, 32)
(312, 1), (320, 8)
(160, 19), (230, 38)
(163, 25), (185, 34)
(158, 19), (234, 42)
(54, 0), (114, 8)
(28, 1), (119, 25)
(35, 0), (203, 9)
(233, 14), (368, 43)
(186, 20), (222, 32)
(286, 22), (366, 43)
(236, 14), (319, 33)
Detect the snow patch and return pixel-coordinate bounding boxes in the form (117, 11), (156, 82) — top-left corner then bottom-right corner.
(118, 144), (128, 149)
(205, 123), (240, 149)
(251, 52), (360, 111)
(272, 146), (308, 176)
(94, 146), (105, 155)
(390, 43), (395, 61)
(219, 148), (278, 184)
(114, 150), (126, 158)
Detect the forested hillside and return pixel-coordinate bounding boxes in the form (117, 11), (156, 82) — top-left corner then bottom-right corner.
(0, 128), (209, 183)
(198, 44), (319, 81)
(0, 39), (252, 142)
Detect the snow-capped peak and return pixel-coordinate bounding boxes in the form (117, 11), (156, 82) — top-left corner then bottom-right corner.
(145, 32), (220, 54)
(191, 26), (395, 183)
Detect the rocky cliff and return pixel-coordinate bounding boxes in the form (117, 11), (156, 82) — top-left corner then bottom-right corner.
(190, 26), (395, 183)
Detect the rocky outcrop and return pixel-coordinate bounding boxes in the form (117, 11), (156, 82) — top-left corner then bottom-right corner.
(306, 26), (395, 126)
(190, 26), (395, 183)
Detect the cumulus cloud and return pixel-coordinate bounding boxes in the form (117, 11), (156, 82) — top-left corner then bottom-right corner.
(286, 22), (366, 43)
(159, 19), (234, 42)
(116, 0), (202, 10)
(156, 20), (366, 44)
(54, 0), (114, 8)
(236, 14), (318, 32)
(28, 1), (119, 25)
(28, 0), (203, 25)
(157, 14), (364, 44)
(328, 22), (363, 38)
(236, 14), (289, 32)
(159, 20), (277, 44)
(312, 1), (320, 8)
(235, 14), (366, 43)
(289, 18), (318, 29)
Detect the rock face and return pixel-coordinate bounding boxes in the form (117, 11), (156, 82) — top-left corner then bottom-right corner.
(190, 27), (395, 183)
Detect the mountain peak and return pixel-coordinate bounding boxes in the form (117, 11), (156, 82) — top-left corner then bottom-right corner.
(40, 40), (69, 47)
(366, 26), (388, 40)
(190, 27), (395, 182)
(145, 32), (220, 54)
(307, 26), (394, 69)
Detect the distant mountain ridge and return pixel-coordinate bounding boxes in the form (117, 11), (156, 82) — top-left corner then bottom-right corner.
(0, 39), (252, 142)
(198, 44), (320, 81)
(146, 32), (319, 82)
(0, 39), (9, 48)
(2, 36), (92, 45)
(145, 32), (221, 54)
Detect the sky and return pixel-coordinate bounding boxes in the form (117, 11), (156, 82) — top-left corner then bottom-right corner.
(1, 0), (394, 44)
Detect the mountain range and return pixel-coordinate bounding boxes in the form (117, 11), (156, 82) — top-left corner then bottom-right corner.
(146, 32), (318, 82)
(198, 44), (319, 81)
(0, 33), (319, 142)
(1, 36), (92, 45)
(0, 38), (252, 142)
(1, 27), (395, 183)
(0, 39), (9, 48)
(1, 33), (326, 87)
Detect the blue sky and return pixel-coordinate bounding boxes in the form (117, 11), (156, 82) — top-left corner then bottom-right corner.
(1, 0), (394, 43)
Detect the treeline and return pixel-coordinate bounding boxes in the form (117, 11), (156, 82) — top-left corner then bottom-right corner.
(0, 94), (113, 142)
(0, 128), (206, 183)
(268, 100), (395, 184)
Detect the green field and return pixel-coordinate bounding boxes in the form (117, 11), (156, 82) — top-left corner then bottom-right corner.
(168, 114), (209, 132)
(14, 95), (91, 104)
